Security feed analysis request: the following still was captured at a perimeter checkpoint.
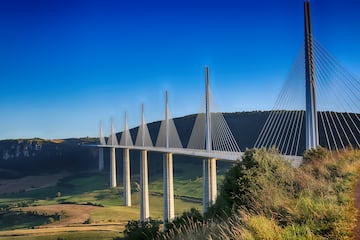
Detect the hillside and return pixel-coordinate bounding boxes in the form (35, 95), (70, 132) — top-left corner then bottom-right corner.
(1, 110), (359, 177)
(0, 138), (99, 178)
(0, 111), (270, 177)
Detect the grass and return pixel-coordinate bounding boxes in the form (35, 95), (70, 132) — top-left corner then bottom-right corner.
(0, 169), (203, 239)
(0, 231), (123, 240)
(0, 173), (109, 207)
(148, 160), (226, 200)
(162, 148), (360, 240)
(0, 166), (209, 207)
(89, 193), (201, 223)
(149, 175), (225, 200)
(0, 172), (202, 213)
(0, 212), (49, 231)
(149, 176), (202, 199)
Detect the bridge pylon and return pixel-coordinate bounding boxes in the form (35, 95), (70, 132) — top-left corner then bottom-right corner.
(122, 112), (132, 207)
(139, 104), (150, 222)
(109, 119), (117, 188)
(304, 0), (319, 150)
(203, 66), (217, 214)
(163, 91), (175, 224)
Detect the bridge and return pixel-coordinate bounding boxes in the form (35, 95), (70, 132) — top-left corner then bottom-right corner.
(89, 0), (360, 224)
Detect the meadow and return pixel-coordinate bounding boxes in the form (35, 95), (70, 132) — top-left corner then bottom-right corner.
(0, 170), (204, 239)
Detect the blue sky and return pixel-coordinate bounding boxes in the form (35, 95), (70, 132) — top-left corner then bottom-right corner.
(0, 0), (359, 140)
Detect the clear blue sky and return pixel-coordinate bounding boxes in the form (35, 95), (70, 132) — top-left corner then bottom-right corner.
(0, 0), (359, 140)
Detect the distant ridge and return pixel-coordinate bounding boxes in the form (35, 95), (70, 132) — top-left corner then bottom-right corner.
(1, 111), (359, 177)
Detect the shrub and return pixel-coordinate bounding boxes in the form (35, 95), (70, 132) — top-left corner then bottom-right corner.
(83, 217), (92, 224)
(208, 147), (295, 219)
(85, 201), (104, 207)
(46, 217), (55, 224)
(123, 218), (161, 240)
(303, 146), (329, 163)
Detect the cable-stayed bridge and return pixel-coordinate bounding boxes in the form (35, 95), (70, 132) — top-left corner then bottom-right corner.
(254, 2), (360, 155)
(89, 0), (360, 224)
(93, 66), (244, 222)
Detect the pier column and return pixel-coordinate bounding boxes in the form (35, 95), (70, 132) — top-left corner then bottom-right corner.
(209, 158), (217, 204)
(123, 148), (131, 206)
(140, 150), (149, 222)
(98, 148), (104, 172)
(110, 147), (117, 188)
(203, 158), (217, 214)
(163, 152), (174, 223)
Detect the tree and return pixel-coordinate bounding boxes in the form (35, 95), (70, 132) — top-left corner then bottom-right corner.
(123, 219), (160, 240)
(207, 147), (295, 219)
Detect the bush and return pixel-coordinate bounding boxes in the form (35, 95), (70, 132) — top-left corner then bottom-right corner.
(83, 217), (92, 224)
(46, 217), (55, 224)
(208, 147), (295, 218)
(303, 146), (329, 164)
(85, 201), (104, 207)
(16, 200), (33, 208)
(123, 218), (161, 240)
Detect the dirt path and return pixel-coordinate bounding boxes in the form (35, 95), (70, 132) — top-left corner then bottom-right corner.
(354, 175), (360, 239)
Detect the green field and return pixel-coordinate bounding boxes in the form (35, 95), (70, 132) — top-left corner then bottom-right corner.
(0, 231), (122, 240)
(0, 170), (206, 239)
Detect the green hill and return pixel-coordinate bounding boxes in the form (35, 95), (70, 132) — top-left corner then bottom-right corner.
(1, 110), (359, 177)
(0, 111), (269, 177)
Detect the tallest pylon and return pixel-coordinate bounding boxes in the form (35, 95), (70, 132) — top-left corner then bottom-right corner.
(304, 0), (319, 150)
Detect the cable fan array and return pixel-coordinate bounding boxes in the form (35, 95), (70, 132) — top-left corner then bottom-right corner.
(313, 39), (360, 151)
(104, 90), (240, 154)
(187, 90), (241, 153)
(254, 48), (306, 155)
(255, 39), (360, 155)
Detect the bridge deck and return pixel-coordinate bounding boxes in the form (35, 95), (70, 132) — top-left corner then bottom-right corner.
(87, 144), (303, 165)
(88, 144), (241, 161)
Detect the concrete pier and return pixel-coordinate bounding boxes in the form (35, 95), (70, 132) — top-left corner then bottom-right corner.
(123, 148), (131, 206)
(203, 158), (217, 214)
(140, 150), (149, 222)
(163, 152), (174, 223)
(110, 147), (117, 188)
(98, 148), (104, 172)
(209, 158), (217, 205)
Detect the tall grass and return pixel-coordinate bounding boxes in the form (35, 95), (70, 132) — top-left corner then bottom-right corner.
(161, 148), (360, 240)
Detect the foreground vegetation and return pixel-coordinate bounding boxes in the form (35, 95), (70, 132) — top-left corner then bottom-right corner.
(167, 148), (360, 239)
(126, 147), (360, 240)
